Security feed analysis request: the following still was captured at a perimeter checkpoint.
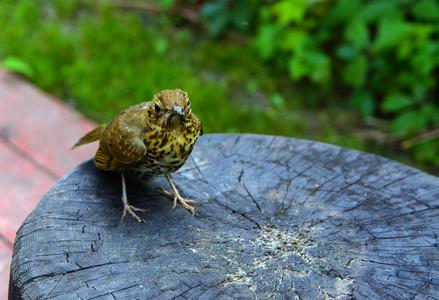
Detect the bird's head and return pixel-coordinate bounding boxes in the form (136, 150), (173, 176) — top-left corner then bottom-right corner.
(151, 89), (193, 128)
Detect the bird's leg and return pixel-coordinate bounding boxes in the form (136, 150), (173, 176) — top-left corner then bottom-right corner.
(158, 174), (198, 215)
(120, 173), (148, 223)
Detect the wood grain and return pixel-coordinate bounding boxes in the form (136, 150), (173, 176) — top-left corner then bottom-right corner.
(9, 134), (439, 299)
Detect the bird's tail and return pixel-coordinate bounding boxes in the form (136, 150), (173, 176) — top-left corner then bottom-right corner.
(71, 124), (106, 150)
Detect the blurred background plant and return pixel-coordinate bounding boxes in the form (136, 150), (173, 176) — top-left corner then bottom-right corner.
(0, 0), (438, 174)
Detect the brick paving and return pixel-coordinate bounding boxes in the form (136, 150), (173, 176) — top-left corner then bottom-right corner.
(0, 69), (97, 298)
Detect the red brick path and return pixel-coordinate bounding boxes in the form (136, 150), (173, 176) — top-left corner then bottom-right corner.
(0, 69), (97, 298)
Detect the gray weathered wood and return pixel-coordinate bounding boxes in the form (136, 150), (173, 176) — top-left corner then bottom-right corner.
(9, 134), (439, 299)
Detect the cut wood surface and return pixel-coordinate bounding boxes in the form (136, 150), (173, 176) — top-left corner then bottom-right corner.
(9, 134), (439, 299)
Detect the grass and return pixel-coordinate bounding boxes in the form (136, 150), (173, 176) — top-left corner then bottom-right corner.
(0, 0), (433, 174)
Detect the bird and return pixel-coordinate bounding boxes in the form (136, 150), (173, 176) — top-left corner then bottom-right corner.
(71, 89), (203, 223)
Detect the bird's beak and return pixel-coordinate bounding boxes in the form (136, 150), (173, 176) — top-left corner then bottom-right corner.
(167, 106), (184, 127)
(171, 106), (183, 116)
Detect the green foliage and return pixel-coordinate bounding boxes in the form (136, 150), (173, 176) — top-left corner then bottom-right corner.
(0, 0), (307, 140)
(1, 56), (34, 78)
(0, 0), (437, 173)
(192, 0), (439, 169)
(251, 0), (439, 168)
(199, 0), (260, 37)
(0, 0), (226, 128)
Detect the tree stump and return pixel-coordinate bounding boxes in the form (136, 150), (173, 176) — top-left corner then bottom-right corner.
(9, 134), (439, 299)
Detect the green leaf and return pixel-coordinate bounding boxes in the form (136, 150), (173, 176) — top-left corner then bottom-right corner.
(381, 93), (413, 113)
(230, 2), (253, 32)
(289, 55), (306, 80)
(2, 56), (34, 78)
(289, 45), (331, 84)
(271, 0), (307, 25)
(420, 103), (439, 124)
(342, 55), (368, 88)
(309, 53), (331, 84)
(256, 25), (277, 59)
(200, 2), (229, 37)
(413, 0), (439, 21)
(335, 44), (357, 61)
(350, 92), (375, 117)
(413, 139), (439, 166)
(391, 110), (427, 133)
(159, 0), (175, 8)
(412, 84), (428, 102)
(411, 41), (439, 76)
(397, 23), (434, 58)
(326, 0), (362, 25)
(207, 12), (229, 37)
(355, 2), (400, 23)
(345, 21), (369, 49)
(373, 17), (412, 51)
(200, 2), (224, 16)
(270, 93), (285, 109)
(281, 29), (307, 51)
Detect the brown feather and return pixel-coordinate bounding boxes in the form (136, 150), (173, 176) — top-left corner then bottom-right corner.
(70, 124), (106, 150)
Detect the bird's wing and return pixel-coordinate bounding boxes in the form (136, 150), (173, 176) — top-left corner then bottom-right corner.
(108, 131), (147, 165)
(95, 104), (150, 170)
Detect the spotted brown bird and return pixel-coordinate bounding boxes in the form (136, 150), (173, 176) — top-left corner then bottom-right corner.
(71, 89), (203, 223)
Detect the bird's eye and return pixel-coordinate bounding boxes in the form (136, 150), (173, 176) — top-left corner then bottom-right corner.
(155, 104), (161, 113)
(187, 101), (191, 106)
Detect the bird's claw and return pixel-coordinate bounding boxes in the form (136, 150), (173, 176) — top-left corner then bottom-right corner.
(121, 204), (149, 224)
(158, 188), (198, 215)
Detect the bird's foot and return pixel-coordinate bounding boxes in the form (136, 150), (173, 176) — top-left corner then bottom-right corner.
(120, 172), (149, 224)
(121, 203), (149, 224)
(158, 187), (198, 215)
